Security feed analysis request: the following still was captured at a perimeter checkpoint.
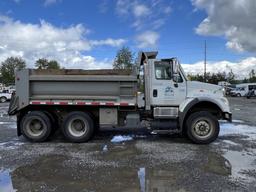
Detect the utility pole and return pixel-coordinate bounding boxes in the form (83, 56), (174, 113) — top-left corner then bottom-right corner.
(204, 40), (207, 82)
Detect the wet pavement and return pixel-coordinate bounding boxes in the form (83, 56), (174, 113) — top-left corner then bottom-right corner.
(0, 97), (256, 192)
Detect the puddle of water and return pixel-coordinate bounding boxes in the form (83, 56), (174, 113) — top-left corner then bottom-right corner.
(220, 123), (256, 140)
(111, 135), (133, 143)
(0, 122), (16, 129)
(138, 167), (145, 192)
(0, 169), (16, 192)
(0, 140), (24, 150)
(232, 120), (245, 123)
(223, 150), (256, 181)
(222, 140), (240, 146)
(219, 119), (244, 124)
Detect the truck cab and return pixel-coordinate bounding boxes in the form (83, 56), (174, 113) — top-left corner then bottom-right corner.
(137, 52), (231, 143)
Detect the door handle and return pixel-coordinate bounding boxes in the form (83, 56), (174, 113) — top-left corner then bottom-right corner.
(153, 89), (158, 97)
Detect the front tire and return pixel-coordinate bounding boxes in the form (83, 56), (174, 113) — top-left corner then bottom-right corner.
(62, 111), (94, 143)
(186, 111), (219, 144)
(21, 111), (52, 142)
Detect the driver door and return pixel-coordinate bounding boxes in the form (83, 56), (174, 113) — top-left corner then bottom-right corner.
(150, 61), (186, 106)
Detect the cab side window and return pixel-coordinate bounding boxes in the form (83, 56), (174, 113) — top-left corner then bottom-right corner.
(155, 62), (172, 80)
(154, 61), (184, 83)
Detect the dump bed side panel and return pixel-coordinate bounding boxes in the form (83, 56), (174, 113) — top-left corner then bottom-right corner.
(14, 69), (138, 112)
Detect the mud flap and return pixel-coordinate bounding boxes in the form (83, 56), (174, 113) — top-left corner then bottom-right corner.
(8, 94), (19, 116)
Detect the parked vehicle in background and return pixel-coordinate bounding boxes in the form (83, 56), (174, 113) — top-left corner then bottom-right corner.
(224, 86), (235, 96)
(246, 84), (256, 99)
(8, 52), (232, 144)
(218, 81), (231, 87)
(231, 83), (256, 97)
(246, 89), (255, 99)
(4, 85), (16, 94)
(0, 92), (12, 103)
(230, 87), (246, 97)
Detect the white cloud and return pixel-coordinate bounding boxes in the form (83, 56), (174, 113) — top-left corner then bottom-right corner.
(133, 4), (150, 18)
(116, 0), (171, 48)
(182, 57), (256, 79)
(44, 0), (61, 7)
(116, 0), (171, 30)
(136, 31), (159, 48)
(90, 38), (127, 47)
(192, 0), (256, 53)
(0, 16), (124, 69)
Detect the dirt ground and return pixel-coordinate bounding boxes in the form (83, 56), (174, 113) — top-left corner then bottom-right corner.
(0, 97), (256, 192)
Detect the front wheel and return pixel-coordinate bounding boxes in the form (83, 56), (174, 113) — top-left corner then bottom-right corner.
(186, 111), (219, 144)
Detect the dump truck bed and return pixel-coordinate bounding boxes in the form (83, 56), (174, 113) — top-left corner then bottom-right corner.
(12, 69), (138, 113)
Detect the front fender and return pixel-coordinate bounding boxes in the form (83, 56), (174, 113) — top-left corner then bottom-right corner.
(178, 97), (231, 131)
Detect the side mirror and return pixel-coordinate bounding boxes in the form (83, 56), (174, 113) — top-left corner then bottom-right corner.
(173, 74), (180, 82)
(172, 58), (179, 75)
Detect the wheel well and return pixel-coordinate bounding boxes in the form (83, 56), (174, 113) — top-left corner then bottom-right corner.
(181, 101), (222, 134)
(186, 101), (222, 119)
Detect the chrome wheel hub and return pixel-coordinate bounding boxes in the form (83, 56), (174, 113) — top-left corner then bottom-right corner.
(68, 119), (88, 137)
(26, 119), (44, 137)
(193, 120), (211, 137)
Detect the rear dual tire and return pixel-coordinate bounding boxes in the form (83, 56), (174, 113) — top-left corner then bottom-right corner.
(61, 111), (94, 143)
(21, 111), (52, 142)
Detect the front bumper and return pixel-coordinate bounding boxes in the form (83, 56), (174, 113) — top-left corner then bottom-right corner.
(223, 112), (232, 122)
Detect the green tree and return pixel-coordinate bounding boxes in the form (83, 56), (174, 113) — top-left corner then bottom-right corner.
(48, 60), (61, 69)
(35, 58), (61, 69)
(35, 58), (48, 69)
(188, 72), (228, 85)
(113, 47), (134, 70)
(0, 57), (26, 85)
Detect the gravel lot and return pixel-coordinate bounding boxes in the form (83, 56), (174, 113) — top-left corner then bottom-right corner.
(0, 97), (256, 192)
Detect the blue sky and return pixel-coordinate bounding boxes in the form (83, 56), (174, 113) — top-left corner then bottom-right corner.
(0, 0), (255, 78)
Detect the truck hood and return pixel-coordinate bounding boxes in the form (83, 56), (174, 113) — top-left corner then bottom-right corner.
(187, 81), (224, 97)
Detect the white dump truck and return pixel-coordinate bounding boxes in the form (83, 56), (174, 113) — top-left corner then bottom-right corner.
(8, 52), (232, 144)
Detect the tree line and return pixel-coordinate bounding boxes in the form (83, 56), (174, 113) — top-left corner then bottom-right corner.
(0, 57), (61, 85)
(0, 46), (134, 85)
(187, 69), (256, 84)
(112, 47), (256, 85)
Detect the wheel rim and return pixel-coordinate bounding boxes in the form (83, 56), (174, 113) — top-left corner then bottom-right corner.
(68, 118), (88, 137)
(0, 97), (6, 103)
(26, 118), (45, 137)
(192, 119), (213, 139)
